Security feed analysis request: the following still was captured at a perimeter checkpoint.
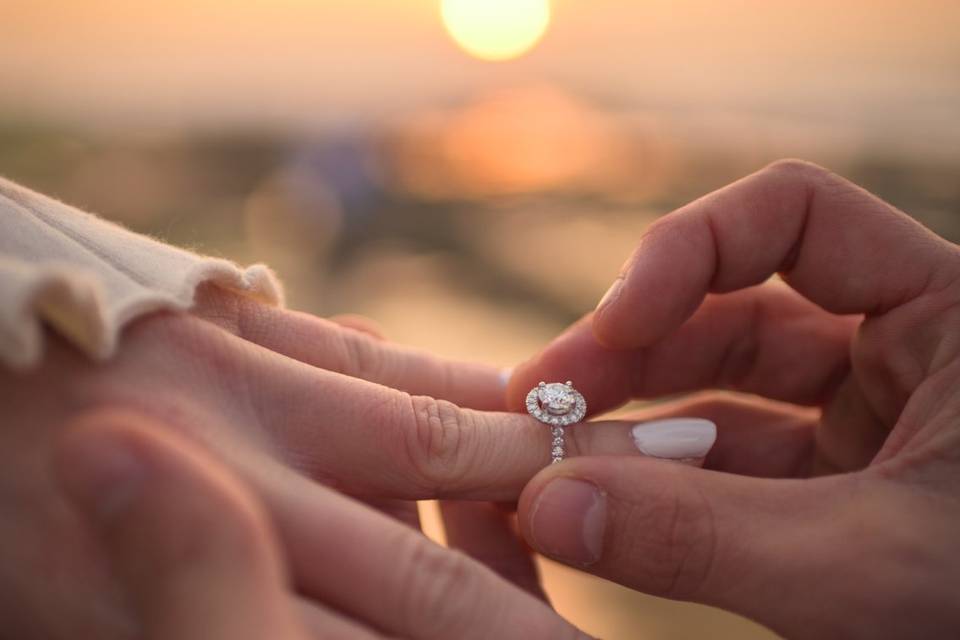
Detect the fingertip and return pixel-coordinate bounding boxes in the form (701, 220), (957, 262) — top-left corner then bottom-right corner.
(506, 324), (638, 416)
(591, 277), (663, 350)
(499, 366), (522, 410)
(515, 462), (566, 543)
(591, 275), (705, 351)
(593, 213), (716, 350)
(630, 417), (717, 460)
(57, 412), (275, 571)
(593, 277), (624, 324)
(55, 414), (304, 640)
(504, 361), (536, 411)
(498, 366), (513, 390)
(517, 469), (607, 567)
(590, 306), (641, 350)
(505, 316), (600, 410)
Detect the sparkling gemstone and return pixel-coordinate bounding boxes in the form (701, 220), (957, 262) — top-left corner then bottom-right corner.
(551, 446), (564, 456)
(538, 383), (576, 415)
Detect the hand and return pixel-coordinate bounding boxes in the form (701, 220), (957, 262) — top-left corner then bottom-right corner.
(1, 283), (639, 638)
(507, 160), (960, 639)
(55, 414), (588, 639)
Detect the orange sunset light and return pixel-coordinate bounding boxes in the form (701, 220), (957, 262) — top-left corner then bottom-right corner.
(441, 0), (551, 62)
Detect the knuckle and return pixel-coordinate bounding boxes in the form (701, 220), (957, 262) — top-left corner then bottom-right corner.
(660, 483), (718, 600)
(616, 473), (718, 600)
(763, 157), (828, 182)
(394, 534), (481, 635)
(338, 329), (388, 381)
(403, 395), (472, 492)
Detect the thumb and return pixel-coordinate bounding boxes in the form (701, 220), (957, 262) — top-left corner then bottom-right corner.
(517, 456), (858, 634)
(54, 412), (308, 640)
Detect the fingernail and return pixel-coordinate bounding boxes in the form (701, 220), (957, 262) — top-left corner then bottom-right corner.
(62, 433), (145, 522)
(595, 277), (624, 314)
(529, 477), (606, 566)
(498, 367), (513, 388)
(631, 418), (717, 459)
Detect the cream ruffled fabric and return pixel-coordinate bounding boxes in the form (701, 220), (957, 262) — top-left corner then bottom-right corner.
(0, 177), (284, 370)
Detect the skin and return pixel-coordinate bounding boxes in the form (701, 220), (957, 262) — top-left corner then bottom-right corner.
(2, 283), (629, 639)
(508, 160), (960, 639)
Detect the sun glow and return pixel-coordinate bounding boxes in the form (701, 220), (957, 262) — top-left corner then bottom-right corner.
(441, 0), (551, 62)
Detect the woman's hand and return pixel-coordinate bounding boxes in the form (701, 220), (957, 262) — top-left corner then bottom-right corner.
(55, 414), (588, 640)
(0, 283), (643, 638)
(507, 160), (960, 639)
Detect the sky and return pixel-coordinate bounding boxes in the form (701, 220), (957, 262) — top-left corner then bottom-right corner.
(0, 0), (958, 153)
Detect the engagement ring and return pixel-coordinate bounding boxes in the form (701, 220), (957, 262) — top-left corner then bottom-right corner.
(525, 381), (587, 464)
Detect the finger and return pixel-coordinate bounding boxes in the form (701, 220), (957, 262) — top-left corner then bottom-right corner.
(193, 285), (504, 411)
(54, 415), (310, 640)
(439, 501), (546, 599)
(179, 316), (672, 501)
(509, 283), (857, 414)
(328, 314), (386, 340)
(594, 159), (960, 350)
(209, 311), (605, 500)
(517, 456), (867, 638)
(261, 467), (589, 640)
(259, 355), (681, 500)
(615, 392), (818, 478)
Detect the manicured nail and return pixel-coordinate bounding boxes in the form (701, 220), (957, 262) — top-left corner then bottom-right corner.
(595, 277), (624, 314)
(631, 418), (717, 459)
(529, 477), (606, 566)
(499, 367), (513, 388)
(61, 433), (145, 521)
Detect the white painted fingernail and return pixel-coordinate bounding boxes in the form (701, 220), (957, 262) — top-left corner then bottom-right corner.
(499, 367), (513, 388)
(631, 418), (717, 459)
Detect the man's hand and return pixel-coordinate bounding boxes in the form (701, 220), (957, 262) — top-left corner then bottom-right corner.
(508, 160), (960, 639)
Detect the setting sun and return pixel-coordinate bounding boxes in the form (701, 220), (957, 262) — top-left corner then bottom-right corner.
(441, 0), (551, 62)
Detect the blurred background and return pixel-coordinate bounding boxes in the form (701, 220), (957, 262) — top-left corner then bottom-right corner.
(1, 1), (958, 637)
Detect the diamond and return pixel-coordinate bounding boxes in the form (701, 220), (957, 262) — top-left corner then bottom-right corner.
(552, 446), (564, 456)
(538, 383), (576, 415)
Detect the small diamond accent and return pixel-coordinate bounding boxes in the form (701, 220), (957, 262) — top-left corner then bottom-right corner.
(538, 383), (577, 415)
